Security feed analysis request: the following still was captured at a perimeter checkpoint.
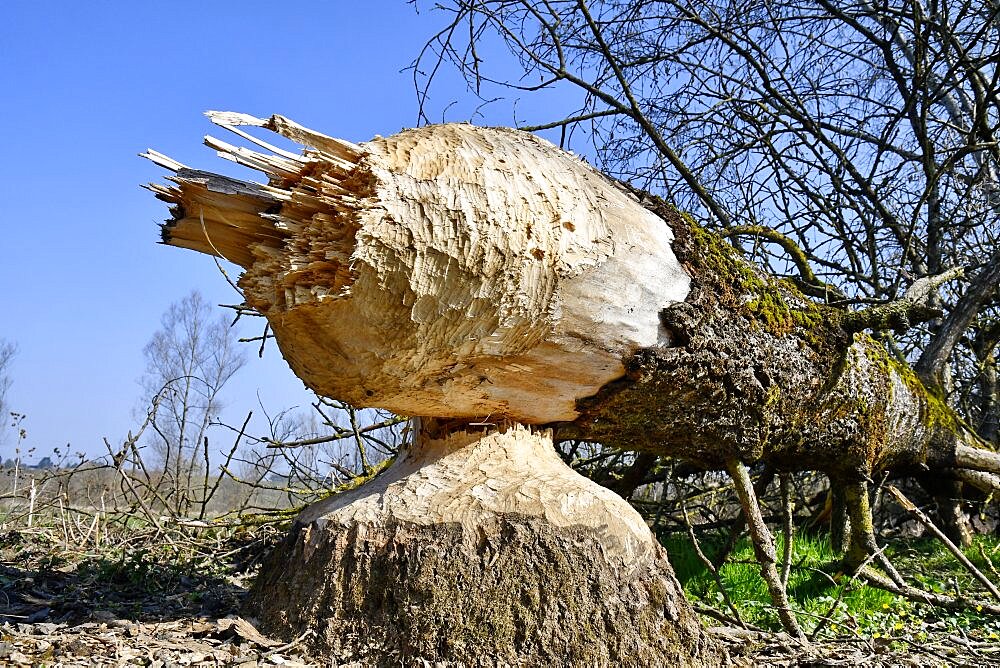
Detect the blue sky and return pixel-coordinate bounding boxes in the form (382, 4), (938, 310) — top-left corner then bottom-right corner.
(0, 1), (581, 460)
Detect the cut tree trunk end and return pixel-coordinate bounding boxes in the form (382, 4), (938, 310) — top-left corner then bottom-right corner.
(246, 420), (722, 666)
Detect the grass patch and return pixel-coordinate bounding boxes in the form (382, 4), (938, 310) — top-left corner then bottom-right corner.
(663, 529), (1000, 644)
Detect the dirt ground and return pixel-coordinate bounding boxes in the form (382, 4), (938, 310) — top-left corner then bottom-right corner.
(3, 619), (987, 667)
(1, 527), (996, 667)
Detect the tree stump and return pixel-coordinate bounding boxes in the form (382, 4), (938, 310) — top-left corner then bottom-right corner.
(248, 420), (717, 665)
(146, 114), (722, 664)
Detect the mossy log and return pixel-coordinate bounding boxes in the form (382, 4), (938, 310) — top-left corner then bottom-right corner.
(144, 112), (999, 662)
(569, 195), (988, 483)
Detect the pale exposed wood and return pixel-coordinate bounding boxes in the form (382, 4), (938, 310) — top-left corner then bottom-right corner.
(203, 135), (302, 179)
(249, 422), (715, 663)
(139, 149), (187, 172)
(205, 113), (307, 163)
(298, 421), (656, 565)
(147, 117), (691, 423)
(204, 110), (270, 128)
(205, 110), (363, 163)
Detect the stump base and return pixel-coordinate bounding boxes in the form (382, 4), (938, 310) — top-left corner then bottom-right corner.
(246, 422), (721, 666)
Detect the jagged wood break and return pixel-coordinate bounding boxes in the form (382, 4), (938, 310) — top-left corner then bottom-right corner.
(145, 112), (719, 666)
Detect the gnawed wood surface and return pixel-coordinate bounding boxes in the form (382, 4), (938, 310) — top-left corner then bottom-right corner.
(297, 421), (655, 565)
(145, 116), (720, 664)
(146, 113), (689, 423)
(247, 421), (720, 665)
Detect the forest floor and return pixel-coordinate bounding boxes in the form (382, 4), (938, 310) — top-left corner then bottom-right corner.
(0, 524), (315, 667)
(1, 524), (998, 666)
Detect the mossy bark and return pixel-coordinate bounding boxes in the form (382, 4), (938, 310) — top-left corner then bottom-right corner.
(566, 198), (984, 483)
(559, 197), (998, 573)
(245, 422), (723, 666)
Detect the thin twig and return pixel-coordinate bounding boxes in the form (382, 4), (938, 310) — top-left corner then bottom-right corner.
(681, 497), (747, 628)
(886, 485), (1000, 601)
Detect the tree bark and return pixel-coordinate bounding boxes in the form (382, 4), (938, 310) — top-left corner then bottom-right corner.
(245, 420), (722, 665)
(566, 194), (992, 485)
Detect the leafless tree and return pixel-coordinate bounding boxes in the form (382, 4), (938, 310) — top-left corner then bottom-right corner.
(0, 339), (16, 445)
(139, 291), (246, 516)
(416, 0), (999, 429)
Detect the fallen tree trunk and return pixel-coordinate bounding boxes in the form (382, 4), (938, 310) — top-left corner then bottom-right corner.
(569, 194), (986, 482)
(144, 112), (999, 662)
(566, 191), (995, 570)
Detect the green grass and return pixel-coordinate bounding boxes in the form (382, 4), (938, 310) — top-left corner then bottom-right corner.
(663, 529), (1000, 644)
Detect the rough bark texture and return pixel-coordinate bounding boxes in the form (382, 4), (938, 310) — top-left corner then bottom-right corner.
(246, 423), (721, 666)
(567, 197), (987, 483)
(249, 518), (717, 666)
